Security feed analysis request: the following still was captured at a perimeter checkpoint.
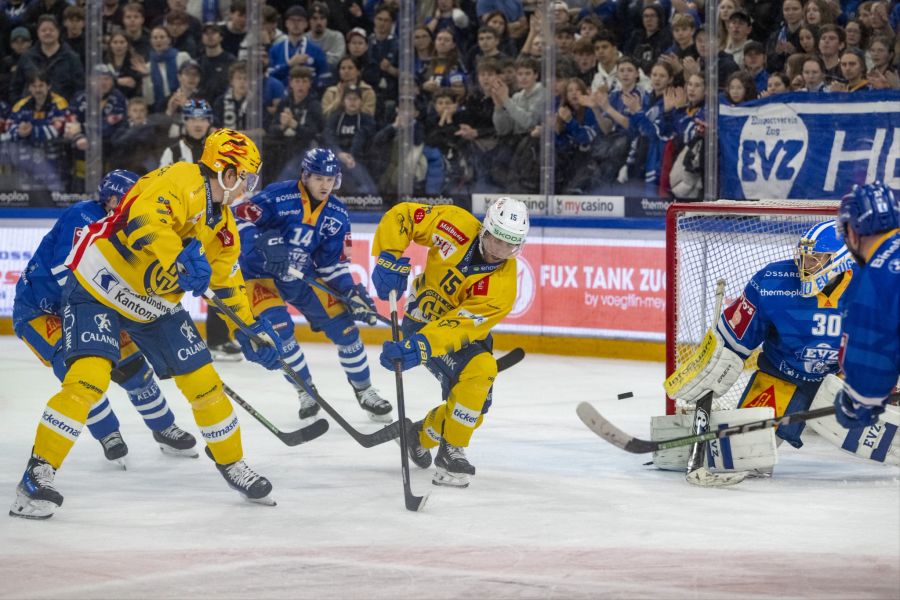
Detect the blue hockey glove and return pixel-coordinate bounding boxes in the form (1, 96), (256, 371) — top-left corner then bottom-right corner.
(834, 389), (884, 429)
(255, 229), (290, 279)
(176, 239), (211, 297)
(234, 317), (285, 370)
(346, 283), (378, 326)
(380, 333), (431, 371)
(372, 251), (411, 301)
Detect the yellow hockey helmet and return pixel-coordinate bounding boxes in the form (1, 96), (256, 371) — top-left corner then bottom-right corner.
(200, 128), (262, 193)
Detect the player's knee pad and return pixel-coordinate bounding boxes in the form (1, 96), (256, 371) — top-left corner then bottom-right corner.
(259, 306), (296, 343)
(57, 356), (114, 411)
(322, 315), (359, 347)
(173, 363), (225, 410)
(651, 407), (778, 473)
(449, 352), (497, 407)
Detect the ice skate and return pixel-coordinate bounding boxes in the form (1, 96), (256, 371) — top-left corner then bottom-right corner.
(354, 385), (393, 422)
(99, 431), (128, 469)
(9, 455), (64, 520)
(398, 420), (432, 469)
(205, 447), (275, 506)
(152, 424), (199, 458)
(297, 384), (320, 420)
(209, 340), (243, 362)
(433, 440), (475, 488)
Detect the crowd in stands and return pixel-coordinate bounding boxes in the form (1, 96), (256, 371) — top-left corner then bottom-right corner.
(0, 0), (897, 202)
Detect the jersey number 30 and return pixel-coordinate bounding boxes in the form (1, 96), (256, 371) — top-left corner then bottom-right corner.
(811, 313), (841, 337)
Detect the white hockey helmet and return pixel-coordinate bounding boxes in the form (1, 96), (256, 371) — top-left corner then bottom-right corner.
(795, 220), (854, 297)
(479, 197), (530, 261)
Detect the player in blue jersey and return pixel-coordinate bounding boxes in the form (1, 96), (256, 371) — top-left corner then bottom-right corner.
(12, 170), (198, 466)
(831, 182), (900, 429)
(234, 148), (392, 422)
(674, 220), (857, 449)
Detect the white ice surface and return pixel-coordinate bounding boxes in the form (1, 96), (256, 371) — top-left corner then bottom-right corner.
(0, 337), (898, 600)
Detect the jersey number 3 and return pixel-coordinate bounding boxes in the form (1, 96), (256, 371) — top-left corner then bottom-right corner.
(811, 313), (841, 337)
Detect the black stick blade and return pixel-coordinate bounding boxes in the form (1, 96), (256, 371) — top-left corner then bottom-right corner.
(277, 418), (329, 446)
(497, 348), (525, 372)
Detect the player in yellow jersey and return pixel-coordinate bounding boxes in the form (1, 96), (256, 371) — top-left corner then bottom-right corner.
(371, 197), (529, 487)
(10, 129), (292, 519)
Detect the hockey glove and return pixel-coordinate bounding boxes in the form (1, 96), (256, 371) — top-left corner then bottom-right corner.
(380, 333), (431, 371)
(234, 317), (285, 370)
(256, 229), (290, 279)
(346, 283), (378, 326)
(834, 389), (884, 429)
(372, 251), (411, 301)
(176, 239), (212, 297)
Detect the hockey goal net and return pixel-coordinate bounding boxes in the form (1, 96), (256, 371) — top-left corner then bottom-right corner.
(666, 200), (840, 415)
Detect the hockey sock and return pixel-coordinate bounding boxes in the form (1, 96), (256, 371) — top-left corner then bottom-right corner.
(35, 356), (112, 468)
(441, 353), (494, 447)
(84, 396), (121, 440)
(338, 338), (371, 390)
(174, 363), (242, 464)
(421, 406), (445, 449)
(281, 339), (313, 389)
(120, 361), (175, 431)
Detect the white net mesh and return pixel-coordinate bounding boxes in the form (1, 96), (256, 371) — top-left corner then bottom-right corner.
(668, 200), (840, 413)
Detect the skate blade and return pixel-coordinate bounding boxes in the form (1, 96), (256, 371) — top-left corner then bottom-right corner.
(432, 469), (470, 488)
(109, 457), (127, 471)
(158, 445), (200, 458)
(245, 495), (277, 507)
(366, 411), (393, 424)
(685, 467), (747, 487)
(9, 497), (56, 520)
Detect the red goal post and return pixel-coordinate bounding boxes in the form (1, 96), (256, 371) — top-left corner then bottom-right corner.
(665, 200), (841, 414)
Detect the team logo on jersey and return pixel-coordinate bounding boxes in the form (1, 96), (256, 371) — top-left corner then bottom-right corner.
(320, 215), (342, 236)
(92, 268), (120, 293)
(890, 258), (900, 274)
(45, 316), (62, 339)
(251, 282), (278, 306)
(143, 260), (180, 295)
(744, 384), (777, 410)
(94, 314), (112, 333)
(437, 220), (469, 245)
(413, 207), (430, 223)
(234, 202), (262, 223)
(216, 228), (234, 247)
(471, 277), (489, 296)
(801, 343), (839, 374)
(431, 233), (458, 259)
(180, 321), (197, 343)
(723, 294), (756, 339)
(71, 226), (85, 247)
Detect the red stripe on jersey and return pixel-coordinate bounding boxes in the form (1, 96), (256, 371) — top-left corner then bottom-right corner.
(66, 190), (139, 269)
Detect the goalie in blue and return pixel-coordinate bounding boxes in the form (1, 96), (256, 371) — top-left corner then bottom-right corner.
(674, 220), (857, 449)
(234, 148), (392, 422)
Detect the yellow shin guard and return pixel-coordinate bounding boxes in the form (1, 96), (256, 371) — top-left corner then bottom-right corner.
(35, 356), (112, 469)
(424, 352), (496, 448)
(174, 364), (242, 464)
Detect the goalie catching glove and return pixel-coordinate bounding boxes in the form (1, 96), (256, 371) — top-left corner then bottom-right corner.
(664, 329), (744, 404)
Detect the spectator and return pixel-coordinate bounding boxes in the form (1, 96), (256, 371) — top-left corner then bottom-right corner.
(159, 98), (212, 166)
(455, 57), (501, 188)
(768, 72), (792, 94)
(625, 4), (672, 75)
(725, 70), (759, 104)
(481, 10), (520, 57)
(476, 2), (527, 41)
(785, 51), (811, 88)
(268, 6), (330, 89)
(796, 24), (820, 55)
(213, 60), (248, 129)
(163, 10), (200, 58)
(157, 59), (203, 121)
(308, 2), (346, 69)
(630, 60), (674, 191)
(843, 19), (869, 53)
(110, 97), (163, 173)
(413, 26), (436, 81)
(572, 38), (598, 87)
(68, 65), (128, 188)
(197, 23), (236, 103)
(818, 24), (846, 78)
(1, 27), (32, 104)
(102, 0), (124, 33)
(692, 26), (739, 89)
(766, 0), (804, 72)
(578, 2), (617, 32)
(221, 0), (247, 57)
(8, 70), (71, 192)
(556, 25), (578, 59)
(660, 71), (706, 199)
(666, 13), (699, 62)
(519, 11), (545, 60)
(366, 7), (400, 123)
(268, 65), (324, 179)
(421, 29), (467, 100)
(716, 0), (740, 50)
(121, 2), (152, 59)
(742, 41), (769, 93)
(323, 85), (377, 195)
(464, 26), (506, 74)
(137, 26), (192, 110)
(805, 0), (838, 26)
(259, 5), (286, 50)
(423, 89), (471, 195)
(724, 10), (754, 67)
(554, 2), (573, 28)
(591, 31), (622, 91)
(832, 48), (871, 91)
(13, 15), (83, 101)
(492, 56), (543, 137)
(797, 54), (825, 92)
(322, 57), (376, 116)
(424, 0), (472, 47)
(555, 77), (599, 193)
(105, 31), (144, 99)
(866, 36), (900, 89)
(577, 15), (604, 43)
(24, 0), (68, 25)
(62, 5), (85, 63)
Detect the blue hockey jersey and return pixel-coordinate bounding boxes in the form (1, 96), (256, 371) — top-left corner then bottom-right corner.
(840, 229), (900, 407)
(234, 179), (355, 295)
(717, 258), (856, 384)
(14, 200), (107, 323)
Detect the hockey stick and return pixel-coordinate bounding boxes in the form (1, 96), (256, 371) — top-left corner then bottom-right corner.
(222, 383), (328, 446)
(286, 266), (391, 326)
(388, 289), (429, 512)
(576, 401), (836, 454)
(203, 289), (406, 448)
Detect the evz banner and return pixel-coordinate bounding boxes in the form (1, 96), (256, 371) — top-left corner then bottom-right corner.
(719, 91), (900, 200)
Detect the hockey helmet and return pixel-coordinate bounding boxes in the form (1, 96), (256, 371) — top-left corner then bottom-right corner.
(182, 98), (213, 121)
(795, 220), (854, 297)
(479, 197), (530, 262)
(838, 181), (900, 238)
(301, 148), (342, 190)
(97, 169), (139, 211)
(199, 128), (262, 201)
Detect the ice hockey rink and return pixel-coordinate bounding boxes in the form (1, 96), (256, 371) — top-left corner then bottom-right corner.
(0, 337), (897, 600)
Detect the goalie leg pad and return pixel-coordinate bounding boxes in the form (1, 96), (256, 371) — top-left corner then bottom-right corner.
(808, 374), (900, 466)
(652, 407), (778, 473)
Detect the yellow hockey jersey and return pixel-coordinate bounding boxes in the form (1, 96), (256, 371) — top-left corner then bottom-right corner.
(66, 161), (252, 325)
(372, 203), (518, 355)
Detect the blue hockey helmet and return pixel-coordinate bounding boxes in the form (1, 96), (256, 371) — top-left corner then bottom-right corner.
(98, 169), (139, 210)
(300, 148), (341, 190)
(838, 182), (900, 238)
(182, 98), (213, 121)
(795, 220), (854, 297)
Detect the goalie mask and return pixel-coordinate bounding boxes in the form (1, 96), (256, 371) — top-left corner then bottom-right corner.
(795, 220), (854, 297)
(479, 197), (530, 263)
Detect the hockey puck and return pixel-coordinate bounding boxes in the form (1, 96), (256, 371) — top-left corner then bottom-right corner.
(617, 392), (634, 400)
